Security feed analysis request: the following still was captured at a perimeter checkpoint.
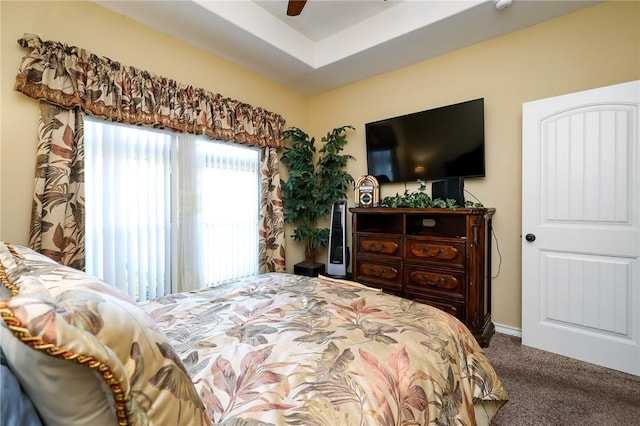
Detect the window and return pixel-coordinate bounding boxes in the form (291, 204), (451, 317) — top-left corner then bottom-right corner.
(84, 118), (260, 300)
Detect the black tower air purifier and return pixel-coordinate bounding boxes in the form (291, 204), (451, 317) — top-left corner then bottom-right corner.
(327, 200), (349, 278)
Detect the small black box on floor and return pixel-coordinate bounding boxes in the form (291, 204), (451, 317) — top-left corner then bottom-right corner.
(294, 262), (325, 277)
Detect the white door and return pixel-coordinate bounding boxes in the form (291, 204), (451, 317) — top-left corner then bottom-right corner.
(522, 80), (640, 375)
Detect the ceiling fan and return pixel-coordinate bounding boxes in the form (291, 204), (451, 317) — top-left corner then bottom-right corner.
(287, 0), (308, 16)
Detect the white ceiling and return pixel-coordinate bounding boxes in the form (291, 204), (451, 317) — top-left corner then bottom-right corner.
(94, 0), (601, 95)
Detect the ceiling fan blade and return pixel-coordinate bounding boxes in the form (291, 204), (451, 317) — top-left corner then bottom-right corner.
(287, 0), (307, 16)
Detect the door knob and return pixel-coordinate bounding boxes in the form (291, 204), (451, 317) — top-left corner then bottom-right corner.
(525, 233), (536, 242)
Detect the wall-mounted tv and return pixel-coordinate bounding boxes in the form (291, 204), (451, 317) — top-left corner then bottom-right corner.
(365, 98), (485, 184)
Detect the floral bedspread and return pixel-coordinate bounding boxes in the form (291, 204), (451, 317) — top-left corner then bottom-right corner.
(141, 273), (508, 425)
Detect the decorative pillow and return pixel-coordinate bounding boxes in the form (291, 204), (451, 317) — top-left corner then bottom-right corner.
(1, 322), (116, 426)
(0, 345), (44, 426)
(0, 242), (211, 426)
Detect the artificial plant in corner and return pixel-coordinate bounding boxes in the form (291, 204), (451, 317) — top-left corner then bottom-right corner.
(280, 125), (355, 264)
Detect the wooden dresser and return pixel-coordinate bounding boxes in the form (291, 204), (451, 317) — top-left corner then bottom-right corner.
(350, 207), (495, 346)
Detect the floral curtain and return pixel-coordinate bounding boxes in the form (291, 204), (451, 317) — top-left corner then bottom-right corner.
(15, 34), (286, 147)
(15, 34), (286, 272)
(30, 102), (85, 270)
(260, 147), (286, 273)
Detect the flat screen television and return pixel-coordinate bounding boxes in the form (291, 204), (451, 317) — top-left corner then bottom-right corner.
(365, 98), (485, 184)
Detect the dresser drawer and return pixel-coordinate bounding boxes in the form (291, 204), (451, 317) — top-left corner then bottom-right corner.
(404, 266), (465, 298)
(354, 259), (402, 292)
(405, 238), (465, 267)
(357, 235), (402, 258)
(409, 294), (464, 322)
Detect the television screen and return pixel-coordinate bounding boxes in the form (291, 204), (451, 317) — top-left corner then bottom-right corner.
(365, 98), (485, 183)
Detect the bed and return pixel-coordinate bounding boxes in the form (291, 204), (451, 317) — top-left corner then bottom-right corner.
(0, 242), (508, 425)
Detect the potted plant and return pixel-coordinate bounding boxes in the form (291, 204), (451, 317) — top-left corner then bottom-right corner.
(280, 125), (355, 270)
(379, 179), (484, 209)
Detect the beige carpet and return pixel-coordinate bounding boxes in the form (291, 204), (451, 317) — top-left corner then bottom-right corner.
(483, 333), (640, 426)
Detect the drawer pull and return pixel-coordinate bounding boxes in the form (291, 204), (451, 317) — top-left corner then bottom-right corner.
(409, 271), (459, 291)
(369, 267), (386, 277)
(369, 242), (386, 252)
(421, 247), (444, 257)
(363, 240), (399, 254)
(425, 276), (445, 287)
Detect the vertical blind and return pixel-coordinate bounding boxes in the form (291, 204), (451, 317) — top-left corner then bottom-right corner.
(200, 142), (260, 284)
(84, 117), (260, 301)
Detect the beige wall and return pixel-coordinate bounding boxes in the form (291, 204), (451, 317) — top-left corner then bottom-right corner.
(2, 1), (638, 330)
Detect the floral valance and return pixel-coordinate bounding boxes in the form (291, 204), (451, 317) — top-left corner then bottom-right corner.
(14, 34), (285, 148)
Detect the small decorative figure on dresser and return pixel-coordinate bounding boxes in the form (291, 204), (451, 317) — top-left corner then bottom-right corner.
(355, 175), (379, 207)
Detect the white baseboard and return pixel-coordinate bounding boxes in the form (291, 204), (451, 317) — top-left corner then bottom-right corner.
(494, 323), (522, 337)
